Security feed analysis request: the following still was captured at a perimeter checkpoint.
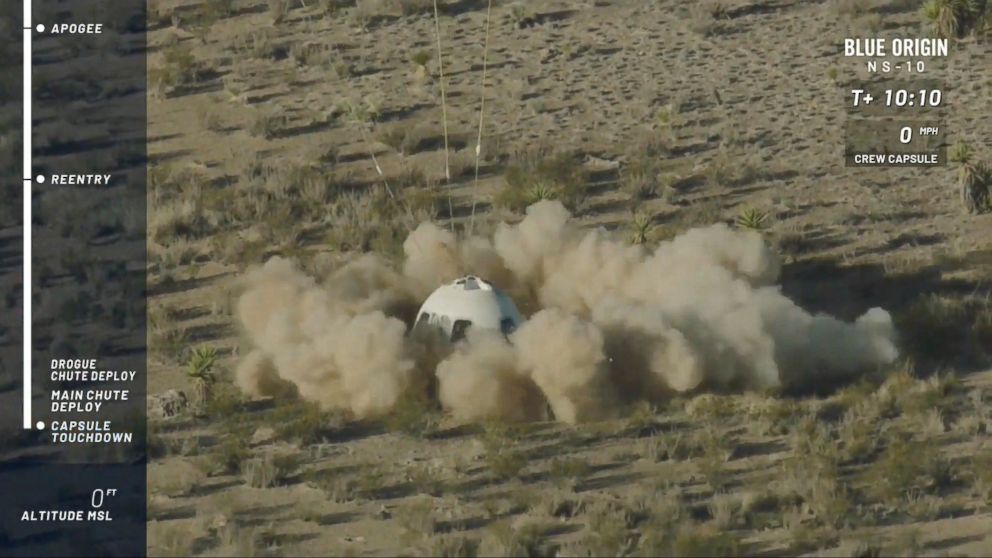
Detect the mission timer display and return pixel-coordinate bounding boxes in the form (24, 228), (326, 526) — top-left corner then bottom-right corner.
(843, 38), (948, 167)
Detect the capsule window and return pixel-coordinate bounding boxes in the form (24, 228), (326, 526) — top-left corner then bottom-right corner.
(451, 319), (472, 342)
(500, 318), (517, 335)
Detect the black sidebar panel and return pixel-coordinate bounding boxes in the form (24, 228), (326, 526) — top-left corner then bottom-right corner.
(0, 1), (147, 556)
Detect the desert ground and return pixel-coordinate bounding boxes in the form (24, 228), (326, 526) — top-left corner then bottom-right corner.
(144, 0), (992, 556)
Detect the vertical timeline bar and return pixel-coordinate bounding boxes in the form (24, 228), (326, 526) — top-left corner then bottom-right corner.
(22, 0), (32, 430)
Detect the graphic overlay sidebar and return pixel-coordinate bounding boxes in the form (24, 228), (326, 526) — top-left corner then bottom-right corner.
(843, 38), (948, 167)
(0, 1), (147, 555)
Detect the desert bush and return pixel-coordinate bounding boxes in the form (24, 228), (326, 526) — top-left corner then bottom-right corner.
(742, 396), (802, 436)
(906, 488), (944, 520)
(539, 491), (584, 520)
(397, 0), (434, 15)
(428, 535), (480, 558)
(783, 507), (826, 554)
(970, 449), (992, 506)
(376, 122), (408, 153)
(232, 28), (279, 60)
(497, 148), (587, 212)
(187, 1), (226, 43)
(832, 0), (871, 18)
(836, 406), (878, 463)
(548, 457), (590, 490)
(645, 429), (708, 462)
(949, 139), (974, 164)
(641, 522), (739, 557)
(410, 49), (431, 68)
(703, 148), (751, 187)
(960, 162), (991, 214)
(319, 0), (349, 16)
(580, 502), (637, 556)
(407, 463), (446, 497)
(213, 435), (250, 475)
(269, 0), (291, 24)
(150, 198), (214, 245)
(708, 493), (743, 529)
(242, 453), (301, 488)
(949, 141), (991, 213)
(776, 420), (855, 529)
(480, 423), (528, 481)
(384, 390), (441, 438)
(275, 401), (346, 445)
(688, 1), (729, 35)
(686, 394), (738, 421)
(310, 473), (360, 503)
(479, 520), (545, 558)
(291, 42), (330, 67)
(355, 465), (389, 498)
(147, 424), (173, 461)
(148, 520), (194, 557)
(326, 188), (412, 255)
(898, 292), (992, 367)
(397, 496), (438, 542)
(621, 154), (665, 200)
(148, 313), (189, 364)
(697, 429), (735, 492)
(147, 0), (173, 28)
(864, 436), (954, 504)
(921, 0), (992, 38)
(377, 122), (427, 156)
(151, 461), (206, 498)
(249, 108), (287, 139)
(403, 184), (445, 220)
(150, 44), (201, 97)
(197, 105), (223, 131)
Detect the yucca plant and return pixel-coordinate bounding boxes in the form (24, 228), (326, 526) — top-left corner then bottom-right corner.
(523, 180), (558, 205)
(628, 212), (654, 245)
(949, 140), (973, 164)
(921, 0), (987, 38)
(960, 161), (992, 214)
(187, 346), (218, 414)
(735, 207), (770, 231)
(950, 141), (991, 213)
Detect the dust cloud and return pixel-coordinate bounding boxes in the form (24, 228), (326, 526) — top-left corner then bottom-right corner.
(234, 201), (899, 423)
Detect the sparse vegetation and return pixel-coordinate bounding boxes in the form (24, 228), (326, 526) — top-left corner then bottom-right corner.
(950, 141), (991, 214)
(275, 401), (346, 445)
(480, 422), (529, 481)
(269, 0), (291, 25)
(921, 0), (992, 38)
(410, 49), (431, 68)
(242, 453), (301, 488)
(497, 148), (587, 212)
(150, 44), (202, 97)
(627, 212), (655, 245)
(689, 1), (729, 35)
(186, 346), (218, 415)
(480, 520), (545, 557)
(735, 207), (770, 231)
(384, 390), (441, 438)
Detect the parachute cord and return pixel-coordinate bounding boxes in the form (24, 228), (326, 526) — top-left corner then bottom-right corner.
(469, 0), (493, 234)
(433, 0), (450, 184)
